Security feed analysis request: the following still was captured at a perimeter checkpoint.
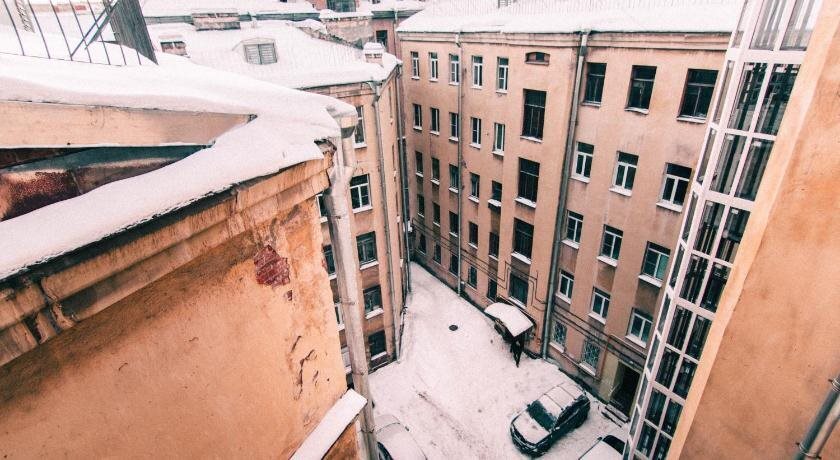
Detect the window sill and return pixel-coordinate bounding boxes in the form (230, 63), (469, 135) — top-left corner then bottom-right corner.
(625, 335), (648, 349)
(430, 78), (438, 83)
(597, 255), (618, 267)
(468, 196), (480, 204)
(365, 307), (384, 319)
(370, 351), (388, 361)
(492, 150), (504, 157)
(509, 297), (526, 309)
(526, 61), (549, 66)
(549, 342), (566, 355)
(656, 201), (684, 213)
(449, 82), (460, 86)
(496, 89), (508, 95)
(638, 274), (663, 288)
(433, 222), (441, 228)
(488, 254), (498, 261)
(320, 216), (328, 224)
(676, 115), (707, 124)
(449, 232), (459, 239)
(431, 179), (440, 186)
(417, 213), (425, 219)
(561, 239), (580, 250)
(471, 85), (482, 90)
(354, 142), (367, 149)
(411, 76), (420, 80)
(413, 126), (422, 132)
(511, 252), (532, 265)
(625, 107), (650, 115)
(578, 362), (597, 376)
(430, 130), (440, 136)
(359, 261), (379, 271)
(609, 186), (633, 197)
(469, 143), (481, 149)
(415, 172), (424, 178)
(581, 101), (601, 108)
(353, 205), (373, 214)
(571, 174), (590, 184)
(555, 293), (571, 305)
(468, 243), (478, 250)
(449, 187), (459, 194)
(448, 137), (459, 143)
(588, 312), (607, 324)
(514, 197), (537, 209)
(487, 199), (502, 208)
(329, 273), (337, 281)
(520, 135), (543, 144)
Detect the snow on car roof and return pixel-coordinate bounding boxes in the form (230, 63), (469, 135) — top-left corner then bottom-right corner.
(376, 417), (426, 460)
(484, 302), (533, 337)
(546, 382), (584, 410)
(0, 52), (354, 280)
(147, 20), (400, 89)
(578, 438), (623, 460)
(398, 0), (739, 34)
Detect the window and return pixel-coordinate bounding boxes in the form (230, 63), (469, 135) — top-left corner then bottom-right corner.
(627, 310), (652, 345)
(469, 117), (482, 146)
(354, 106), (366, 145)
(736, 139), (773, 201)
(646, 389), (666, 424)
(469, 173), (480, 199)
(551, 321), (567, 349)
(368, 330), (386, 357)
(612, 152), (638, 192)
(573, 142), (594, 179)
(335, 304), (344, 329)
(316, 193), (327, 218)
(327, 0), (355, 12)
(496, 57), (509, 91)
(243, 42), (277, 65)
(558, 271), (574, 301)
(493, 123), (505, 154)
(433, 243), (441, 263)
(416, 194), (425, 217)
(642, 242), (671, 281)
(680, 255), (709, 303)
(680, 69), (718, 119)
(449, 112), (460, 140)
(363, 285), (382, 314)
(686, 316), (712, 360)
(667, 307), (692, 350)
(413, 103), (422, 129)
(491, 181), (503, 202)
(751, 0), (785, 49)
(323, 245), (336, 276)
(431, 158), (440, 182)
(509, 273), (528, 305)
(430, 107), (440, 133)
(489, 232), (499, 258)
(449, 254), (458, 275)
(656, 349), (679, 387)
(410, 51), (419, 78)
(782, 0), (822, 50)
(517, 158), (540, 203)
(729, 62), (767, 131)
(449, 53), (460, 84)
(565, 211), (583, 244)
(468, 222), (478, 247)
(415, 151), (424, 176)
(627, 65), (656, 110)
(449, 164), (459, 192)
(513, 219), (534, 260)
(472, 55), (483, 87)
(432, 203), (440, 226)
(487, 278), (498, 300)
(717, 208), (749, 262)
(449, 211), (459, 236)
(757, 64), (799, 135)
(581, 339), (600, 371)
(661, 164), (692, 207)
(600, 225), (623, 261)
(160, 39), (186, 56)
(590, 288), (610, 320)
(429, 52), (439, 80)
(525, 52), (549, 64)
(701, 263), (729, 312)
(350, 175), (371, 210)
(711, 134), (747, 194)
(583, 63), (606, 104)
(673, 360), (697, 398)
(356, 232), (377, 265)
(418, 234), (427, 253)
(467, 265), (478, 288)
(522, 90), (546, 139)
(375, 30), (388, 50)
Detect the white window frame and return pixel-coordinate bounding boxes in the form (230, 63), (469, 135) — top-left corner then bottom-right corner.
(470, 117), (481, 147)
(449, 112), (459, 141)
(429, 52), (438, 81)
(660, 163), (691, 209)
(410, 51), (420, 78)
(557, 271), (574, 303)
(600, 225), (623, 262)
(573, 142), (594, 181)
(580, 339), (600, 374)
(641, 242), (670, 282)
(496, 57), (509, 92)
(472, 55), (483, 87)
(493, 122), (505, 155)
(612, 151), (638, 193)
(590, 288), (610, 322)
(627, 309), (652, 346)
(350, 174), (372, 212)
(413, 103), (422, 130)
(564, 211), (583, 247)
(430, 107), (440, 134)
(449, 53), (460, 85)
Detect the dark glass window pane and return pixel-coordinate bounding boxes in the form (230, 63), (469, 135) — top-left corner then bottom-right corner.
(717, 208), (750, 262)
(368, 330), (386, 355)
(694, 201), (725, 254)
(728, 63), (767, 131)
(680, 255), (708, 303)
(522, 90), (547, 139)
(662, 401), (682, 436)
(736, 140), (773, 200)
(510, 274), (529, 305)
(627, 66), (656, 110)
(700, 263), (730, 312)
(667, 307), (693, 351)
(757, 64), (799, 135)
(711, 134), (747, 194)
(696, 129), (717, 184)
(658, 295), (671, 334)
(669, 246), (684, 288)
(680, 69), (718, 119)
(646, 389), (666, 424)
(518, 158), (540, 202)
(513, 219), (534, 258)
(673, 360), (697, 398)
(638, 423), (657, 456)
(686, 316), (712, 360)
(682, 196), (698, 241)
(652, 435), (671, 460)
(656, 349), (679, 387)
(584, 62), (606, 103)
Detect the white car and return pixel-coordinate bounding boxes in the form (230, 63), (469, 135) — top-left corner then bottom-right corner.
(376, 414), (426, 460)
(578, 435), (625, 460)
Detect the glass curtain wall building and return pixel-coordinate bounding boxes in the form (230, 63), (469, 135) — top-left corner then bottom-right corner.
(625, 0), (822, 458)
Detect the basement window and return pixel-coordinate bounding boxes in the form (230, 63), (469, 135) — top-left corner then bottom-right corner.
(525, 52), (550, 65)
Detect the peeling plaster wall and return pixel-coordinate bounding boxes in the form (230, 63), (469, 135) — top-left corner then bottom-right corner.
(0, 199), (349, 458)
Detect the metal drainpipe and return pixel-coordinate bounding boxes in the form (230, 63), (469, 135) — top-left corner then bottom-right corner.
(455, 31), (464, 297)
(393, 66), (413, 294)
(541, 30), (589, 358)
(324, 107), (377, 460)
(366, 80), (401, 361)
(795, 372), (840, 460)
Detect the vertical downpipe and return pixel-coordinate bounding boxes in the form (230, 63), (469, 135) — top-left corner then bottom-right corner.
(542, 31), (589, 357)
(456, 31), (464, 297)
(795, 372), (840, 460)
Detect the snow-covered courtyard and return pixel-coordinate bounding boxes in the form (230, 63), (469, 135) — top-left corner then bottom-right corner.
(369, 264), (627, 459)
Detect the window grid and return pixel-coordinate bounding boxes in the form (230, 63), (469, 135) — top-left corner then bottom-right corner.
(472, 55), (483, 87)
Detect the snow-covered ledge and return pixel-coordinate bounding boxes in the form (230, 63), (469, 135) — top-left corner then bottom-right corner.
(291, 389), (367, 460)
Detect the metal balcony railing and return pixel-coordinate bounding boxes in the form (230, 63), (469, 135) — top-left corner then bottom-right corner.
(1, 0), (156, 65)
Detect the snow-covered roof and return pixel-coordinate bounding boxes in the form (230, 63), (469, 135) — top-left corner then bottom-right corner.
(0, 52), (354, 281)
(140, 0), (315, 17)
(484, 302), (533, 337)
(147, 20), (400, 89)
(398, 0), (740, 34)
(291, 389), (367, 460)
(359, 0), (426, 13)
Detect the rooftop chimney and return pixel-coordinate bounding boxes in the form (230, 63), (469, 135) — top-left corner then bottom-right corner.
(362, 42), (384, 66)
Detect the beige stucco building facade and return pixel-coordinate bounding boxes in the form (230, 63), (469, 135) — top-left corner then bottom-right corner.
(398, 3), (732, 415)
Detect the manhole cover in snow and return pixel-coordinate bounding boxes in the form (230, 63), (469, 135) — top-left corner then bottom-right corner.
(448, 324), (459, 331)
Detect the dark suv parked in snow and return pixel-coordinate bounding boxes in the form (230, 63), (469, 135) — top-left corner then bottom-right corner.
(509, 382), (590, 456)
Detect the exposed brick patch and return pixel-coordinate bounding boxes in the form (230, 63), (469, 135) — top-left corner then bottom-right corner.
(285, 290), (293, 301)
(253, 245), (290, 287)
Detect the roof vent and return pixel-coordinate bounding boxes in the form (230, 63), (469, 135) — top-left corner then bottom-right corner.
(363, 41), (384, 66)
